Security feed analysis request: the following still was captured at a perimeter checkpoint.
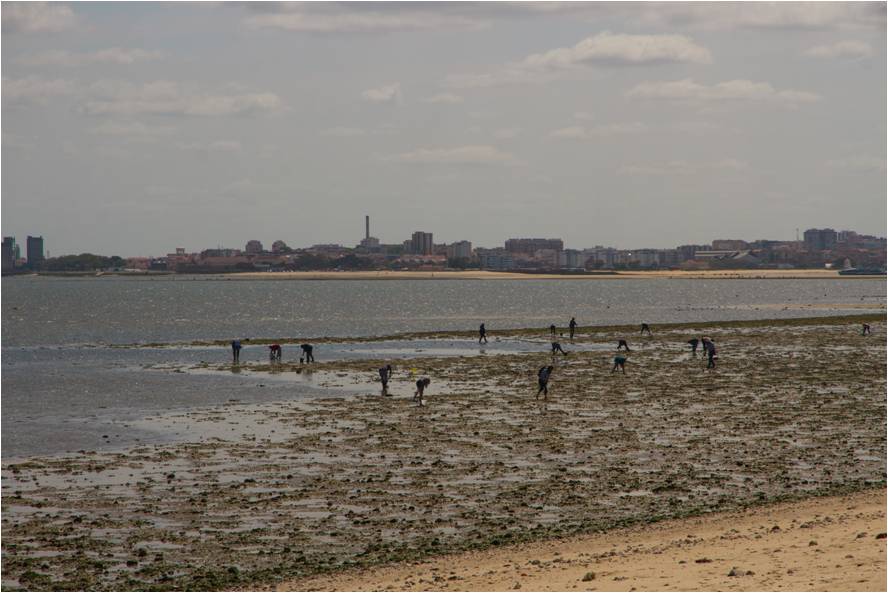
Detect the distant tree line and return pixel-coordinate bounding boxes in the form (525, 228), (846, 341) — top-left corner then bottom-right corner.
(41, 253), (126, 271)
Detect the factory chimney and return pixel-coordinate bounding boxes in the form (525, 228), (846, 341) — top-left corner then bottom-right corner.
(365, 215), (370, 240)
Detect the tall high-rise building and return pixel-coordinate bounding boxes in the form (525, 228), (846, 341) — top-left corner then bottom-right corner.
(803, 228), (837, 251)
(504, 238), (564, 254)
(446, 240), (473, 260)
(2, 237), (15, 274)
(410, 231), (434, 255)
(26, 235), (44, 269)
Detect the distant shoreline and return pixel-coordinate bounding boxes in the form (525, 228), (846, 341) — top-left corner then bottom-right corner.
(227, 269), (874, 280)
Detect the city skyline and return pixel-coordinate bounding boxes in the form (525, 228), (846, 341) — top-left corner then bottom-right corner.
(2, 2), (886, 256)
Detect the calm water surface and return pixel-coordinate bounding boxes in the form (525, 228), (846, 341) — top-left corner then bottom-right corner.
(2, 276), (884, 458)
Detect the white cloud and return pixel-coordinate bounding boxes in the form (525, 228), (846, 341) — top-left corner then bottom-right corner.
(826, 154), (886, 171)
(2, 76), (76, 103)
(17, 48), (164, 67)
(321, 127), (366, 137)
(90, 121), (176, 139)
(361, 82), (402, 104)
(178, 140), (243, 152)
(550, 122), (647, 139)
(626, 78), (821, 105)
(386, 145), (517, 166)
(423, 93), (464, 104)
(619, 158), (748, 176)
(81, 81), (284, 117)
(626, 3), (885, 31)
(804, 40), (873, 60)
(2, 2), (77, 33)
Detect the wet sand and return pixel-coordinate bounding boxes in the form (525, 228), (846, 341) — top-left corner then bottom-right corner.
(284, 488), (886, 592)
(230, 269), (870, 281)
(2, 315), (885, 590)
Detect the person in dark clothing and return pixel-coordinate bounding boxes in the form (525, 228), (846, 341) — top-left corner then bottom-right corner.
(379, 365), (393, 396)
(617, 339), (631, 351)
(268, 344), (282, 362)
(479, 323), (488, 344)
(612, 355), (627, 373)
(549, 324), (557, 337)
(641, 323), (652, 336)
(536, 365), (554, 399)
(569, 317), (577, 340)
(551, 342), (568, 356)
(862, 323), (872, 336)
(300, 343), (314, 363)
(413, 377), (431, 405)
(231, 339), (242, 363)
(688, 338), (700, 356)
(703, 338), (717, 369)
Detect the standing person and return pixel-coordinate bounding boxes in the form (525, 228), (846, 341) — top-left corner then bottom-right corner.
(549, 324), (558, 337)
(703, 338), (717, 369)
(569, 317), (577, 340)
(687, 338), (700, 356)
(612, 354), (628, 373)
(300, 343), (314, 363)
(551, 342), (568, 356)
(641, 323), (652, 336)
(268, 344), (282, 362)
(378, 364), (393, 396)
(617, 339), (631, 351)
(479, 323), (488, 344)
(231, 339), (242, 364)
(536, 365), (554, 399)
(413, 377), (430, 406)
(862, 323), (872, 336)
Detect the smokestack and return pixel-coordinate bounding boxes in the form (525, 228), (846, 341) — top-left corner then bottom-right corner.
(365, 215), (370, 240)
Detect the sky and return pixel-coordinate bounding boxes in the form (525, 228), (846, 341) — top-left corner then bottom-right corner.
(2, 1), (886, 257)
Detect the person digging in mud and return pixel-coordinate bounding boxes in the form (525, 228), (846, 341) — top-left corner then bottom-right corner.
(862, 323), (872, 336)
(268, 344), (282, 362)
(688, 337), (700, 356)
(479, 323), (488, 344)
(300, 343), (314, 363)
(703, 338), (717, 369)
(641, 323), (652, 336)
(379, 364), (393, 396)
(231, 339), (242, 363)
(551, 342), (568, 356)
(536, 365), (554, 399)
(612, 354), (627, 373)
(617, 339), (631, 351)
(413, 377), (430, 405)
(569, 317), (577, 340)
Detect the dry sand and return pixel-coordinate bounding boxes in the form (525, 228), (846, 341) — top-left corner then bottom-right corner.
(228, 269), (869, 281)
(283, 489), (887, 592)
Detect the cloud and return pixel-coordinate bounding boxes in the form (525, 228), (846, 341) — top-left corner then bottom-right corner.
(550, 122), (647, 139)
(17, 48), (164, 67)
(618, 158), (748, 176)
(494, 127), (522, 140)
(178, 140), (243, 152)
(826, 154), (886, 171)
(90, 121), (176, 140)
(385, 145), (517, 166)
(361, 82), (402, 104)
(626, 78), (821, 105)
(445, 31), (711, 88)
(321, 126), (366, 137)
(2, 2), (77, 33)
(2, 76), (76, 103)
(423, 93), (464, 104)
(81, 81), (284, 117)
(804, 40), (874, 60)
(242, 4), (486, 34)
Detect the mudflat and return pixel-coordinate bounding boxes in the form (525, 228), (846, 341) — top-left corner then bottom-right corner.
(284, 488), (887, 592)
(2, 315), (884, 590)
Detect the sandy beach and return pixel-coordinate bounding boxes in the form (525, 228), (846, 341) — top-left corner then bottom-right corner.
(2, 314), (884, 590)
(284, 488), (886, 592)
(228, 269), (875, 281)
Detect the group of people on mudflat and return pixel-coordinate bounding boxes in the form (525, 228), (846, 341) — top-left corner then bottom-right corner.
(229, 339), (315, 364)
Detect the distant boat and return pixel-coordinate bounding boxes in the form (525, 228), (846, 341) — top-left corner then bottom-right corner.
(838, 268), (886, 276)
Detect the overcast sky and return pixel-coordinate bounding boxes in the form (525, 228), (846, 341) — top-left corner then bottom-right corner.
(2, 1), (886, 257)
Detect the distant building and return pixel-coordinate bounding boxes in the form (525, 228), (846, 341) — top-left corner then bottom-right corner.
(245, 240), (264, 254)
(2, 237), (15, 274)
(359, 215), (381, 250)
(558, 249), (589, 269)
(711, 239), (748, 251)
(446, 240), (473, 260)
(803, 228), (837, 251)
(477, 249), (514, 270)
(676, 244), (711, 262)
(505, 238), (563, 254)
(410, 231), (434, 255)
(26, 235), (44, 269)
